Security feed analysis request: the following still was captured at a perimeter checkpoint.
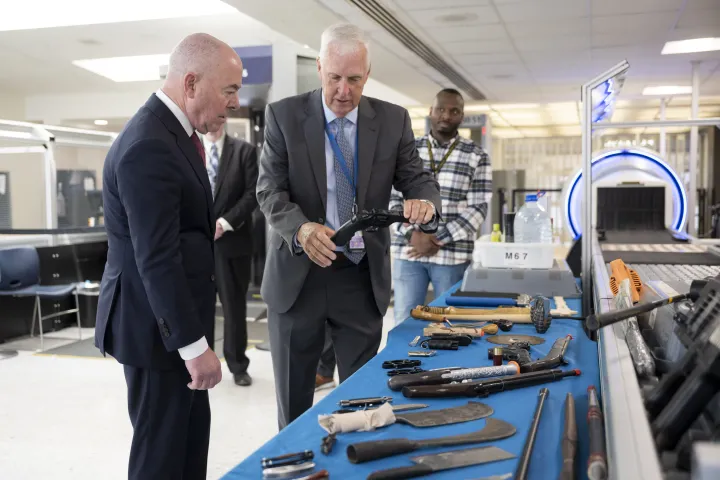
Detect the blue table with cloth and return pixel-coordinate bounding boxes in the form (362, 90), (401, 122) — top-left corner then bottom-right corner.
(222, 282), (599, 479)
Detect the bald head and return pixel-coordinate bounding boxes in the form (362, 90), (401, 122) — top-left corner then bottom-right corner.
(167, 33), (231, 80)
(162, 33), (244, 134)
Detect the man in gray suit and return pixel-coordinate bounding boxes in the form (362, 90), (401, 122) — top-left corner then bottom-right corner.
(256, 22), (441, 429)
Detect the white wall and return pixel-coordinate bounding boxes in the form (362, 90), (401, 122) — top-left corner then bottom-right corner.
(24, 90), (157, 124)
(0, 93), (26, 121)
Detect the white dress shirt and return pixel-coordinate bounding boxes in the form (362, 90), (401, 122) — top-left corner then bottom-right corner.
(154, 89), (209, 361)
(202, 133), (233, 232)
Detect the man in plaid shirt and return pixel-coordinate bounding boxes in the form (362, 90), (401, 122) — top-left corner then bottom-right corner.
(389, 88), (492, 325)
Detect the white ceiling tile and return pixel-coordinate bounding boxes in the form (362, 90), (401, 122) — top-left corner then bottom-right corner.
(591, 0), (683, 16)
(668, 26), (720, 41)
(405, 6), (500, 27)
(496, 0), (589, 22)
(452, 52), (521, 65)
(683, 0), (720, 11)
(424, 24), (509, 42)
(466, 63), (527, 74)
(677, 8), (720, 29)
(513, 35), (590, 52)
(393, 0), (491, 11)
(435, 38), (515, 55)
(504, 20), (590, 38)
(592, 12), (680, 35)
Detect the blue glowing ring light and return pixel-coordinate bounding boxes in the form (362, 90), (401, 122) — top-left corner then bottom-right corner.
(564, 148), (687, 239)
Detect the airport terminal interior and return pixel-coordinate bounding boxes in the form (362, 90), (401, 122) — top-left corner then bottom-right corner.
(2, 1), (720, 479)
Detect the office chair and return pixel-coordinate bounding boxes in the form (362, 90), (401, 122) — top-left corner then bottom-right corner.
(0, 246), (80, 351)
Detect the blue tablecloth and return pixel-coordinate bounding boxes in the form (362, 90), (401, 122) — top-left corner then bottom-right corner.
(222, 283), (599, 480)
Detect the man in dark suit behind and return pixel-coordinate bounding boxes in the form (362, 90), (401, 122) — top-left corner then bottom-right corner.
(94, 33), (245, 480)
(203, 126), (258, 386)
(256, 23), (441, 430)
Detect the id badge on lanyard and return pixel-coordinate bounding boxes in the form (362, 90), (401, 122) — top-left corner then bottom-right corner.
(326, 122), (365, 252)
(427, 137), (459, 177)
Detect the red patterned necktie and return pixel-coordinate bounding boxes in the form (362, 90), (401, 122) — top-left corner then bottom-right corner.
(190, 132), (206, 166)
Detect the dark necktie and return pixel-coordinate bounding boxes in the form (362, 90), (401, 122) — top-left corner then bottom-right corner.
(190, 132), (206, 166)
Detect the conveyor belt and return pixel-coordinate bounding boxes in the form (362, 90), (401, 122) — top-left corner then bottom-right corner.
(624, 264), (720, 293)
(602, 250), (720, 265)
(598, 229), (683, 245)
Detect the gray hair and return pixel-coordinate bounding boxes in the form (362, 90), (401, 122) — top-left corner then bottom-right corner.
(167, 33), (226, 78)
(319, 23), (371, 69)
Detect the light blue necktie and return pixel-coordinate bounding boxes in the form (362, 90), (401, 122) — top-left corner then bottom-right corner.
(332, 117), (364, 264)
(207, 143), (219, 198)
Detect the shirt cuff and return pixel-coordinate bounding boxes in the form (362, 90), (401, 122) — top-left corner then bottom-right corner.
(177, 336), (209, 360)
(434, 225), (453, 244)
(218, 217), (233, 232)
(292, 232), (304, 254)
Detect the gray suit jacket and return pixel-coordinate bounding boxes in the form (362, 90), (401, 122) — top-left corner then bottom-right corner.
(256, 89), (441, 314)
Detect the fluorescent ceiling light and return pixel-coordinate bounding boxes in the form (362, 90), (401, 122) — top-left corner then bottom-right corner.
(662, 38), (720, 55)
(73, 54), (169, 82)
(94, 120), (108, 126)
(642, 86), (693, 96)
(0, 0), (237, 31)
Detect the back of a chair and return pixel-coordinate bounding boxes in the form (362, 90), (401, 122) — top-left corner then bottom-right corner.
(0, 247), (40, 291)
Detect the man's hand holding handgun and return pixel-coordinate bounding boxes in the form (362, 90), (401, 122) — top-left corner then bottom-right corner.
(298, 222), (337, 268)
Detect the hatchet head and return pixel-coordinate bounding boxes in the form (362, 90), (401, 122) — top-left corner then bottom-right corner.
(609, 259), (642, 303)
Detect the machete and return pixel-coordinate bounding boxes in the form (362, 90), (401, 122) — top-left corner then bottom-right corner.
(394, 401), (493, 427)
(366, 445), (515, 479)
(347, 417), (516, 464)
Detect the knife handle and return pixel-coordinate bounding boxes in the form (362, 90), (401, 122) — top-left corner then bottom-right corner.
(347, 439), (416, 464)
(388, 371), (446, 391)
(367, 463), (434, 480)
(402, 384), (475, 398)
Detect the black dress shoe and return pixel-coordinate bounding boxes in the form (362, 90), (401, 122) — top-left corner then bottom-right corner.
(234, 372), (252, 386)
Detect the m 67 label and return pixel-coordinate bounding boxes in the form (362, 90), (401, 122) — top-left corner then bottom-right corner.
(503, 249), (530, 267)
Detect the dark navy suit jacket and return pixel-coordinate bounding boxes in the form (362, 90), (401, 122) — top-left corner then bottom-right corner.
(95, 94), (216, 370)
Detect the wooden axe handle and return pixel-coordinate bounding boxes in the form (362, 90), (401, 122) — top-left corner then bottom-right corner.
(410, 308), (533, 323)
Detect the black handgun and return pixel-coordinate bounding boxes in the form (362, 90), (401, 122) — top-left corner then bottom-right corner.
(330, 208), (439, 246)
(487, 335), (572, 373)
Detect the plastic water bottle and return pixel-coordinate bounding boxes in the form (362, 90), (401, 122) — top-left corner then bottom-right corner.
(514, 194), (553, 244)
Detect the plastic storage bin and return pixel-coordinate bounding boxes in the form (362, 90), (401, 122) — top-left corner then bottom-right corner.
(473, 240), (555, 270)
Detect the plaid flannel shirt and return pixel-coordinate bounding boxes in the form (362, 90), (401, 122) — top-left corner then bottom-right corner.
(390, 134), (492, 265)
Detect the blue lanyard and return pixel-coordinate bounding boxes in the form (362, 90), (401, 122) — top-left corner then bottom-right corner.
(324, 121), (359, 200)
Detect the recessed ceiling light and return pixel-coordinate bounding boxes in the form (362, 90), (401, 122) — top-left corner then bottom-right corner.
(94, 120), (108, 126)
(642, 86), (693, 96)
(73, 54), (170, 82)
(304, 44), (311, 49)
(0, 0), (237, 31)
(662, 37), (720, 55)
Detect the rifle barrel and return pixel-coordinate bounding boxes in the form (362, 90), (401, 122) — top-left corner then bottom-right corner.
(402, 369), (580, 398)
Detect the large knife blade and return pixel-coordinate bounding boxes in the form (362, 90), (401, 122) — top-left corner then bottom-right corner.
(367, 445), (515, 479)
(394, 401), (493, 427)
(347, 417), (516, 463)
